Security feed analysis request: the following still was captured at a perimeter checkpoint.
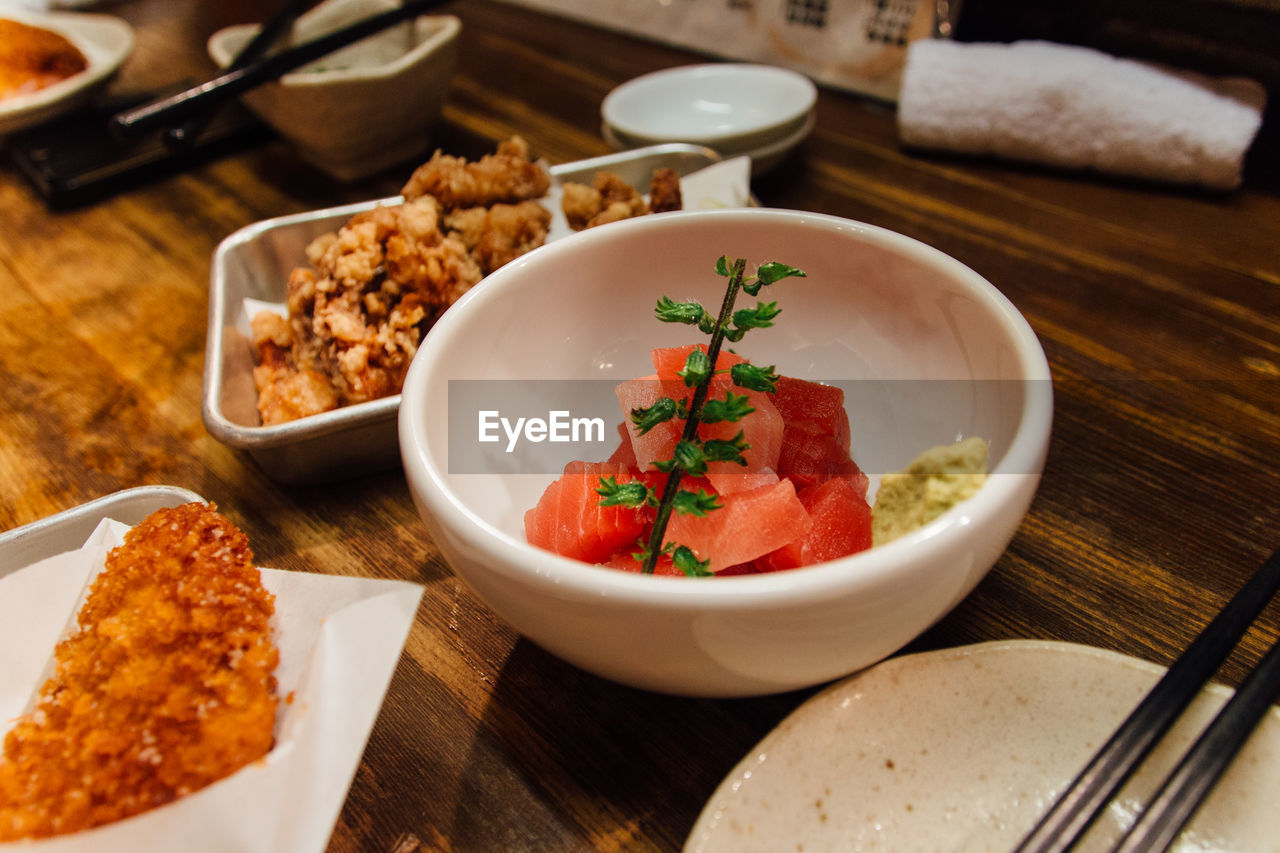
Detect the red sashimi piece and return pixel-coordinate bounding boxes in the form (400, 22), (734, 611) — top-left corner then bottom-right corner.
(708, 467), (779, 496)
(653, 344), (782, 476)
(524, 477), (562, 553)
(771, 375), (851, 453)
(759, 477), (872, 571)
(592, 464), (652, 550)
(586, 462), (649, 561)
(557, 461), (601, 559)
(525, 461), (647, 563)
(776, 420), (869, 495)
(771, 375), (864, 494)
(615, 375), (680, 471)
(600, 547), (684, 576)
(651, 343), (746, 382)
(616, 372), (782, 478)
(660, 345), (788, 479)
(665, 478), (811, 573)
(605, 421), (637, 467)
(702, 373), (783, 486)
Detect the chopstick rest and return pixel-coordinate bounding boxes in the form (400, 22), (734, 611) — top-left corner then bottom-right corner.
(896, 39), (1266, 190)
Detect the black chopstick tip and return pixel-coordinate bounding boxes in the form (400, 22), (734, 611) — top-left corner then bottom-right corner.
(107, 111), (144, 143)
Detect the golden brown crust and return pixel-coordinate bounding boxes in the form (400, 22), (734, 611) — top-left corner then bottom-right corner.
(0, 503), (278, 841)
(0, 19), (88, 100)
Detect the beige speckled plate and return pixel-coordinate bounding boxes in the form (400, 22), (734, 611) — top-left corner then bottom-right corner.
(686, 640), (1280, 852)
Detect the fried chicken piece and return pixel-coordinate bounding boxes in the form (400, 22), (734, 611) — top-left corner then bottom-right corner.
(445, 199), (551, 273)
(561, 170), (655, 230)
(590, 171), (648, 226)
(0, 503), (278, 841)
(648, 167), (683, 213)
(401, 135), (550, 209)
(0, 18), (88, 100)
(560, 181), (603, 231)
(252, 310), (340, 425)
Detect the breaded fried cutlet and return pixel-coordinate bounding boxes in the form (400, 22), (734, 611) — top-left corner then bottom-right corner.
(0, 503), (278, 841)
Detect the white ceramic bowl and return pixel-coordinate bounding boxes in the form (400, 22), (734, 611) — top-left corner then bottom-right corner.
(603, 111), (814, 176)
(602, 63), (817, 152)
(399, 209), (1052, 697)
(208, 0), (459, 181)
(0, 9), (134, 137)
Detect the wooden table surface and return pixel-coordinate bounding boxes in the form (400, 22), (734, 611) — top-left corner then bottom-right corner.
(2, 1), (1279, 850)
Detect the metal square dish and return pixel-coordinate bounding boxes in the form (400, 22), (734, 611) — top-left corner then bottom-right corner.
(203, 143), (731, 483)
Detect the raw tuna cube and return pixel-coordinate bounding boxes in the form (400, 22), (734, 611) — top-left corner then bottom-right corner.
(760, 477), (872, 571)
(524, 461), (648, 563)
(665, 478), (811, 573)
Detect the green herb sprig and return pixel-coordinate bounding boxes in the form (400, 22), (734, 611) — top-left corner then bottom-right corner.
(598, 256), (804, 575)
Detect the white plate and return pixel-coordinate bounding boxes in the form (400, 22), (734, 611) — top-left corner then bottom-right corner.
(602, 63), (816, 151)
(0, 8), (133, 137)
(603, 111), (813, 177)
(686, 640), (1280, 852)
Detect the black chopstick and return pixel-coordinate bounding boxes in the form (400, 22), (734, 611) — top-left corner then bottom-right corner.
(1111, 631), (1280, 852)
(112, 0), (449, 138)
(1014, 544), (1280, 853)
(164, 0), (315, 148)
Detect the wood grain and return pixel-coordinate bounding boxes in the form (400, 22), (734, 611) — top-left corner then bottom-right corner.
(1, 1), (1277, 850)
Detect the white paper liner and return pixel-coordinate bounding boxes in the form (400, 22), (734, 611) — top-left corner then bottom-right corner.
(0, 518), (423, 852)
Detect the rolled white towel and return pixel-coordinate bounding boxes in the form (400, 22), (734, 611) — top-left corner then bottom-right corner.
(897, 39), (1266, 190)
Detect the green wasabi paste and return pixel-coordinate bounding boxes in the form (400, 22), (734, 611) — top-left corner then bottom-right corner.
(871, 436), (989, 546)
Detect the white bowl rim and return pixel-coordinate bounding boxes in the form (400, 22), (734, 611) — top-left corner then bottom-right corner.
(206, 13), (459, 85)
(601, 63), (818, 147)
(606, 109), (815, 160)
(400, 208), (1051, 609)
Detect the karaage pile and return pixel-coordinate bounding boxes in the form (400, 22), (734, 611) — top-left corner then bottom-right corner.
(252, 136), (552, 425)
(250, 139), (685, 425)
